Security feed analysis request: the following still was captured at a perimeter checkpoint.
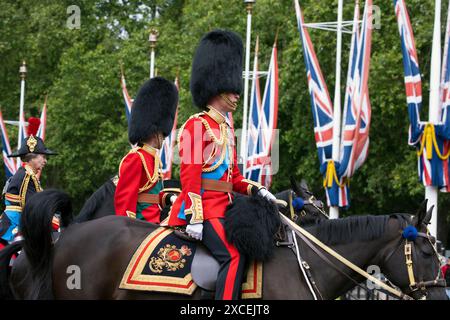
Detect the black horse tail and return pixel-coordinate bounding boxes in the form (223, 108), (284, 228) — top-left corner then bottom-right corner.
(75, 178), (116, 223)
(0, 241), (23, 299)
(21, 189), (72, 299)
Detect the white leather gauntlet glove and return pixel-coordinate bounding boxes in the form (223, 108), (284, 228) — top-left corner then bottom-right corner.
(186, 223), (203, 240)
(258, 187), (277, 203)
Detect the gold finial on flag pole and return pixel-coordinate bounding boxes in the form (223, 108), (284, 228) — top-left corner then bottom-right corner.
(245, 0), (255, 14)
(19, 60), (27, 79)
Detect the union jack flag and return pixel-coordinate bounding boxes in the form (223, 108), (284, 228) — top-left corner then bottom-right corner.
(336, 0), (373, 207)
(245, 38), (263, 183)
(440, 3), (450, 191)
(245, 41), (278, 189)
(295, 0), (334, 168)
(160, 76), (179, 180)
(295, 0), (372, 207)
(0, 110), (17, 178)
(395, 0), (450, 191)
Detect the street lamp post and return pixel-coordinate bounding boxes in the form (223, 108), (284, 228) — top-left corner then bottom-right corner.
(149, 29), (159, 79)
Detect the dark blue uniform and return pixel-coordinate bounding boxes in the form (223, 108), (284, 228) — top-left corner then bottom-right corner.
(0, 165), (42, 242)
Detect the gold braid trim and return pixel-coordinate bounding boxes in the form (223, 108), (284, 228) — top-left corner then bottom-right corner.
(176, 112), (204, 147)
(135, 149), (161, 193)
(5, 193), (21, 202)
(118, 147), (161, 193)
(5, 206), (22, 212)
(177, 112), (231, 174)
(242, 179), (264, 196)
(177, 113), (226, 146)
(206, 106), (226, 124)
(202, 138), (228, 173)
(197, 117), (226, 145)
(186, 192), (203, 224)
(19, 174), (31, 209)
(126, 210), (136, 219)
(32, 175), (42, 193)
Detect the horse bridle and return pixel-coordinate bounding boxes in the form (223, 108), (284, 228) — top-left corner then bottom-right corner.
(289, 189), (330, 222)
(384, 228), (446, 300)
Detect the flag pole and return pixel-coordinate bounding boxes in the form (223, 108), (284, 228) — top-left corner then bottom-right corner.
(241, 0), (256, 171)
(18, 61), (27, 149)
(427, 0), (441, 237)
(149, 28), (158, 79)
(329, 0), (344, 219)
(246, 35), (260, 178)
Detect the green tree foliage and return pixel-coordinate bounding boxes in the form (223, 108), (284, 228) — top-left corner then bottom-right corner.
(0, 0), (448, 241)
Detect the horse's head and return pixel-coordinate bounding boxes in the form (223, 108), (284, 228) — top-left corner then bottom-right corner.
(275, 177), (328, 227)
(379, 201), (447, 300)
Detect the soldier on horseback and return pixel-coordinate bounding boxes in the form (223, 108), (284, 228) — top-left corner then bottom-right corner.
(0, 117), (57, 244)
(114, 77), (179, 223)
(166, 29), (277, 300)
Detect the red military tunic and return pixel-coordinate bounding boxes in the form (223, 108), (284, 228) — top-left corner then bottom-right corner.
(115, 145), (171, 223)
(166, 106), (262, 226)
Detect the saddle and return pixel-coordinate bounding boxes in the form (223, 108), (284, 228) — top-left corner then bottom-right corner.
(119, 226), (262, 298)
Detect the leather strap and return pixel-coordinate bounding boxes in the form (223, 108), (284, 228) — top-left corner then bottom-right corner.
(404, 242), (417, 289)
(279, 214), (412, 300)
(137, 193), (160, 204)
(201, 179), (233, 193)
(294, 224), (377, 299)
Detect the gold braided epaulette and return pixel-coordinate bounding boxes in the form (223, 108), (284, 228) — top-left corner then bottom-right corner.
(117, 147), (161, 193)
(176, 112), (204, 147)
(177, 112), (227, 147)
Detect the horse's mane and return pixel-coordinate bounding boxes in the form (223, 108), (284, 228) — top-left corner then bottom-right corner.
(312, 213), (410, 245)
(74, 178), (116, 223)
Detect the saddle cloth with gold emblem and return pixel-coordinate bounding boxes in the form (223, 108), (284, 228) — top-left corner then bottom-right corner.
(119, 227), (262, 298)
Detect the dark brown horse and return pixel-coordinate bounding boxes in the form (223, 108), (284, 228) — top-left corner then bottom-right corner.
(6, 190), (447, 300)
(0, 177), (327, 300)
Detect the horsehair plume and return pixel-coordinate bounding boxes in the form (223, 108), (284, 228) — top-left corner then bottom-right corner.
(402, 225), (418, 241)
(27, 117), (41, 136)
(225, 194), (280, 261)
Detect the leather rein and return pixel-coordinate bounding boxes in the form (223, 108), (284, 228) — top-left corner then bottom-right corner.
(280, 214), (445, 300)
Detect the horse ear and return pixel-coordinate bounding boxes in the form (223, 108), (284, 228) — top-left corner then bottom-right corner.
(422, 205), (433, 226)
(289, 176), (301, 196)
(300, 179), (310, 191)
(413, 199), (428, 227)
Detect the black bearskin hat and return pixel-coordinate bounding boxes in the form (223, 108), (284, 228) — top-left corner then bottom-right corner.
(128, 77), (178, 145)
(190, 29), (243, 109)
